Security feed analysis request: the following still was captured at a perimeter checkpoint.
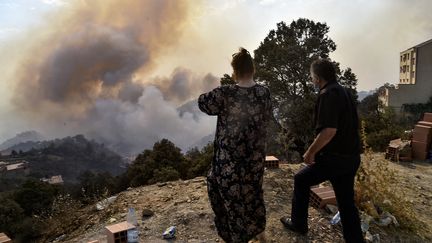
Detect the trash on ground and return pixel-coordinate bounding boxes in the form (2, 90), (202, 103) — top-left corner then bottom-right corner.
(163, 226), (176, 239)
(376, 211), (399, 227)
(95, 196), (117, 210)
(365, 231), (380, 243)
(330, 211), (340, 225)
(325, 204), (338, 214)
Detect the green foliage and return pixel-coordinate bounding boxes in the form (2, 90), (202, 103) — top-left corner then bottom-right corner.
(0, 197), (24, 234)
(358, 90), (406, 151)
(338, 67), (358, 102)
(1, 135), (125, 188)
(76, 171), (117, 203)
(13, 179), (59, 216)
(13, 217), (45, 243)
(253, 18), (358, 155)
(220, 74), (236, 85)
(126, 139), (187, 187)
(186, 143), (213, 178)
(402, 96), (432, 123)
(149, 167), (180, 184)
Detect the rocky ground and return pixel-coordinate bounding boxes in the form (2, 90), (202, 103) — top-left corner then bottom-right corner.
(51, 155), (431, 243)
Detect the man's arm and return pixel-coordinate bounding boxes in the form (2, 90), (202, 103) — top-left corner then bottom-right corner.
(303, 128), (337, 165)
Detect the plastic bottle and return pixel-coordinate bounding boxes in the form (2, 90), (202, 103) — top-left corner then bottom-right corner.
(330, 211), (341, 225)
(127, 207), (139, 243)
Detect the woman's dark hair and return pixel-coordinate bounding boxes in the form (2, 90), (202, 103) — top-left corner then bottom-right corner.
(310, 58), (337, 83)
(231, 47), (255, 80)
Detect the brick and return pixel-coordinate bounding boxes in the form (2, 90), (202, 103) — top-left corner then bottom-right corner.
(265, 156), (279, 168)
(264, 160), (279, 168)
(413, 150), (428, 160)
(412, 131), (432, 144)
(105, 221), (135, 243)
(423, 113), (432, 122)
(413, 125), (432, 136)
(0, 233), (12, 243)
(412, 140), (429, 152)
(310, 186), (337, 208)
(418, 121), (432, 128)
(386, 146), (400, 162)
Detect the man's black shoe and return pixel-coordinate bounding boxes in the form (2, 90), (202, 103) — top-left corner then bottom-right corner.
(280, 216), (308, 235)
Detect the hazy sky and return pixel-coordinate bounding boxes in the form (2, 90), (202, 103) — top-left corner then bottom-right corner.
(1, 0), (431, 91)
(0, 0), (431, 149)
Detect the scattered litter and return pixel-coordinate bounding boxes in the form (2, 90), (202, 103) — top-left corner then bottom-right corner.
(361, 213), (374, 233)
(330, 211), (340, 225)
(376, 216), (392, 227)
(365, 231), (380, 243)
(365, 231), (373, 242)
(95, 196), (117, 210)
(363, 201), (379, 218)
(157, 182), (167, 187)
(376, 212), (399, 227)
(163, 226), (176, 239)
(127, 208), (139, 243)
(382, 199), (392, 207)
(325, 204), (338, 214)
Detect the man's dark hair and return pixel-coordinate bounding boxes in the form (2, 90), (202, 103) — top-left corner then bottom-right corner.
(310, 58), (337, 83)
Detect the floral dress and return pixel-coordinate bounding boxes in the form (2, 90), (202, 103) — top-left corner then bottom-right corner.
(198, 84), (272, 243)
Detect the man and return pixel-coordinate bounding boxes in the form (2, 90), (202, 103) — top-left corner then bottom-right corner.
(280, 58), (365, 243)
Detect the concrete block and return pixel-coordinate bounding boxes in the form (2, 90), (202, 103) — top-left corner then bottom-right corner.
(423, 113), (432, 122)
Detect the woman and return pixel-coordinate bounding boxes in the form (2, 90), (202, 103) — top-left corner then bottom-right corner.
(198, 48), (272, 243)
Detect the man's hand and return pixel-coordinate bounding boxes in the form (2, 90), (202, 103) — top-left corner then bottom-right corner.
(303, 128), (337, 165)
(303, 150), (315, 165)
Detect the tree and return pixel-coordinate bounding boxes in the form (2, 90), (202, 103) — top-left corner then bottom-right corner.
(0, 198), (24, 234)
(14, 179), (59, 216)
(152, 139), (187, 177)
(186, 143), (213, 178)
(254, 19), (358, 154)
(76, 171), (116, 202)
(125, 139), (187, 187)
(358, 86), (406, 151)
(220, 74), (236, 85)
(338, 67), (358, 102)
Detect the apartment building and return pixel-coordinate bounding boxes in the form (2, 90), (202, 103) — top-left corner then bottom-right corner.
(380, 38), (432, 111)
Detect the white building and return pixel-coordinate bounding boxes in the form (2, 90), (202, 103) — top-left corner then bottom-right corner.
(380, 38), (432, 112)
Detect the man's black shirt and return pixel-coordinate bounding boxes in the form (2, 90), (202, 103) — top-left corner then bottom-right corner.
(314, 82), (360, 155)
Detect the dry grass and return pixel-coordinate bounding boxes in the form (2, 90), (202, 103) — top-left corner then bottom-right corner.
(355, 121), (426, 235)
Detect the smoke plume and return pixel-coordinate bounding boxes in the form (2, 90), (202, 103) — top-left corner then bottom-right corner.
(7, 0), (218, 154)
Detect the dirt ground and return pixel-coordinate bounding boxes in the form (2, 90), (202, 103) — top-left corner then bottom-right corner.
(54, 155), (431, 243)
